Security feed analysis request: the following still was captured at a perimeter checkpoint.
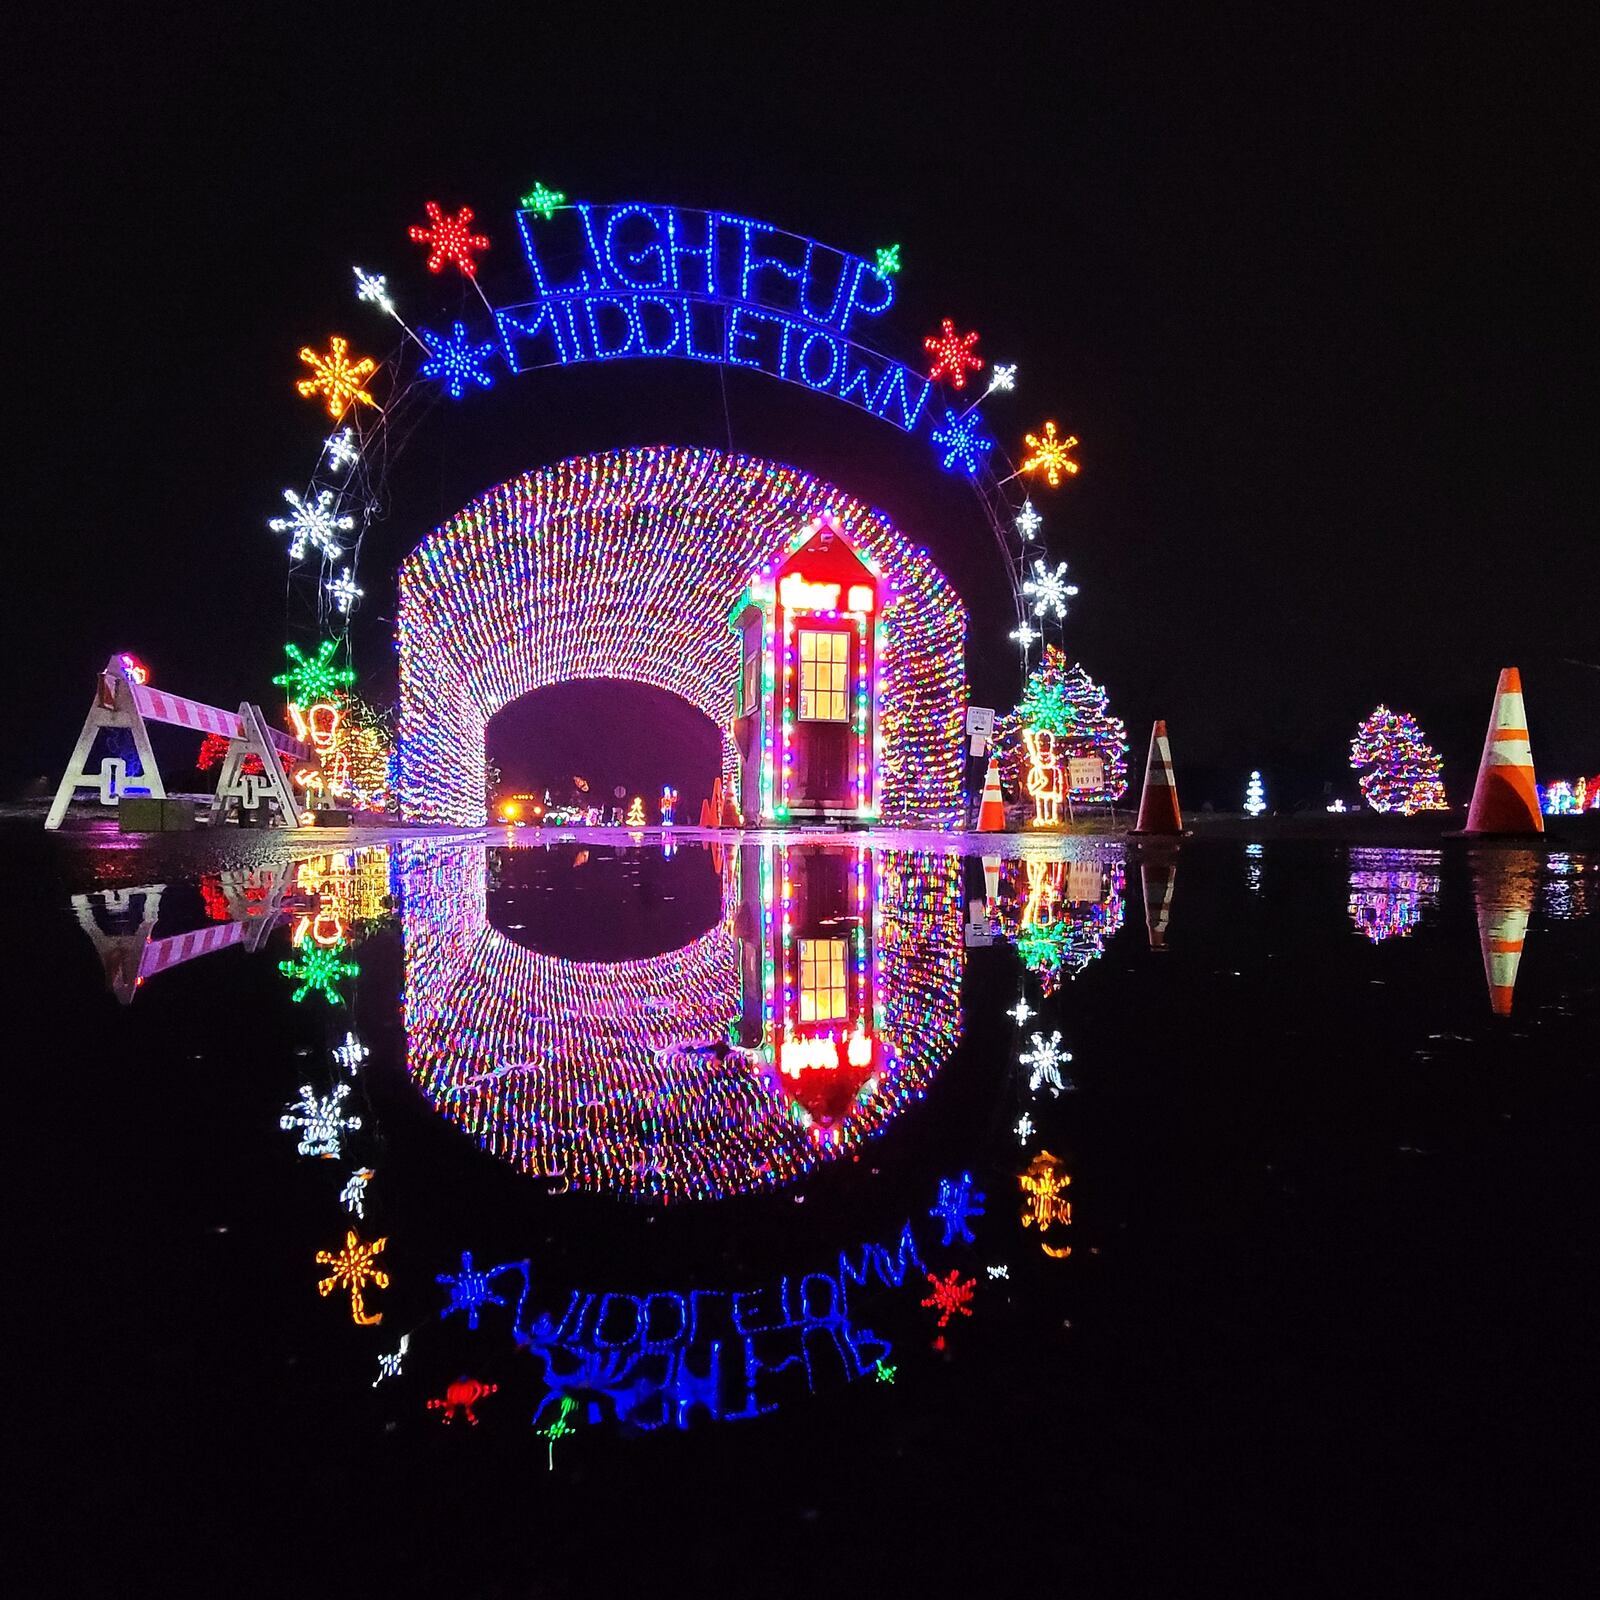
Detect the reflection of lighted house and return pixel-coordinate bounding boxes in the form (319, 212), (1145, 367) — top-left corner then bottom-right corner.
(730, 516), (882, 823)
(738, 843), (880, 1140)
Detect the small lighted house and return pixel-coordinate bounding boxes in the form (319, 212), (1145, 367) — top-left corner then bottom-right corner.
(729, 516), (883, 823)
(735, 842), (882, 1146)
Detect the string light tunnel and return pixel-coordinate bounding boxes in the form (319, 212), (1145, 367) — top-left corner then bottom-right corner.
(397, 446), (968, 827)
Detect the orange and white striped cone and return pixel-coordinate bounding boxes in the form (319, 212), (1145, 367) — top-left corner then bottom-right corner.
(1473, 855), (1535, 1016)
(983, 855), (1000, 908)
(1141, 857), (1177, 951)
(708, 776), (725, 830)
(1464, 668), (1543, 836)
(976, 754), (1006, 832)
(721, 795), (742, 828)
(1131, 720), (1184, 835)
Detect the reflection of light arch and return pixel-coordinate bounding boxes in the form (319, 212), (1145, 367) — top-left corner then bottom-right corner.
(396, 446), (967, 826)
(397, 841), (963, 1200)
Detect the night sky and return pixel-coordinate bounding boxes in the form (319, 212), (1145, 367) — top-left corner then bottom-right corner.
(9, 8), (1595, 808)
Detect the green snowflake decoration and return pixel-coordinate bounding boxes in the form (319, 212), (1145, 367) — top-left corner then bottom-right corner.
(519, 181), (566, 219)
(875, 243), (902, 277)
(873, 1359), (897, 1384)
(279, 943), (360, 1005)
(535, 1396), (579, 1470)
(1016, 918), (1071, 977)
(272, 640), (354, 709)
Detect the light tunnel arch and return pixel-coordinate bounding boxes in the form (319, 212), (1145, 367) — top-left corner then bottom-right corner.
(397, 445), (968, 825)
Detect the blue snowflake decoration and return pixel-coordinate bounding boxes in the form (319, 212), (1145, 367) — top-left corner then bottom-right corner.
(930, 407), (994, 475)
(418, 321), (496, 400)
(436, 1250), (507, 1329)
(929, 1172), (986, 1247)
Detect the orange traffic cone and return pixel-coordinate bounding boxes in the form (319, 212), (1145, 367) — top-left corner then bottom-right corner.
(1472, 852), (1536, 1015)
(1131, 721), (1184, 835)
(1464, 668), (1543, 836)
(976, 755), (1006, 831)
(698, 797), (714, 827)
(721, 795), (742, 828)
(707, 776), (725, 830)
(1141, 857), (1177, 951)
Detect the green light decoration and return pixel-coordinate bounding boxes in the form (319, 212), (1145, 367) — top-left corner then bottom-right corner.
(278, 943), (360, 1005)
(519, 181), (566, 218)
(273, 640), (355, 709)
(535, 1397), (579, 1469)
(873, 1359), (897, 1384)
(1016, 918), (1071, 977)
(875, 243), (902, 277)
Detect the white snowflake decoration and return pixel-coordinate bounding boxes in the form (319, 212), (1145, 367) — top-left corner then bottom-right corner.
(987, 1264), (1010, 1280)
(333, 1031), (369, 1075)
(1020, 1031), (1073, 1097)
(1015, 499), (1043, 541)
(269, 488), (354, 562)
(340, 1166), (375, 1217)
(1023, 559), (1080, 620)
(372, 1333), (410, 1387)
(1006, 997), (1035, 1025)
(1015, 1113), (1035, 1142)
(987, 363), (1018, 393)
(1010, 622), (1041, 651)
(353, 266), (396, 317)
(326, 566), (364, 616)
(279, 1081), (362, 1158)
(323, 427), (360, 473)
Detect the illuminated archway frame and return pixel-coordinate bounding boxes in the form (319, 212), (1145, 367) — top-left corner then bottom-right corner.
(397, 446), (967, 827)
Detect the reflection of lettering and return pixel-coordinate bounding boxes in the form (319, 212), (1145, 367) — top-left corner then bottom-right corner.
(469, 1224), (927, 1431)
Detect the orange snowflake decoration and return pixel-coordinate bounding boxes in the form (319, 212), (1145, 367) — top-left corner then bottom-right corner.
(1018, 1149), (1073, 1258)
(315, 1229), (389, 1325)
(1021, 421), (1080, 487)
(427, 1376), (499, 1426)
(296, 336), (379, 419)
(923, 318), (984, 389)
(408, 201), (491, 277)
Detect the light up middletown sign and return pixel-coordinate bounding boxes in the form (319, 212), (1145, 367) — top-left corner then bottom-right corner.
(463, 204), (989, 474)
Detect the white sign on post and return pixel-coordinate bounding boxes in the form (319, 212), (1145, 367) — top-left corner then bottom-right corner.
(966, 706), (996, 757)
(1068, 756), (1105, 793)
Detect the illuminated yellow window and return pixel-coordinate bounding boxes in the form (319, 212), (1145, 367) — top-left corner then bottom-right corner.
(797, 630), (849, 721)
(798, 937), (849, 1022)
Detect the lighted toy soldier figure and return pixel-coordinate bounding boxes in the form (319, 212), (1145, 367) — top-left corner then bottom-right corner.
(1022, 728), (1065, 828)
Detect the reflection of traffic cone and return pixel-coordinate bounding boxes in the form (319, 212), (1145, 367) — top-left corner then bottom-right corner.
(983, 856), (1000, 909)
(1473, 852), (1536, 1016)
(1465, 668), (1543, 836)
(1141, 857), (1177, 951)
(1131, 721), (1184, 835)
(976, 755), (1006, 831)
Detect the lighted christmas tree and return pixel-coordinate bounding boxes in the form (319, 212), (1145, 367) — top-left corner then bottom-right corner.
(1349, 705), (1449, 815)
(625, 795), (646, 826)
(1244, 771), (1266, 816)
(995, 648), (1128, 801)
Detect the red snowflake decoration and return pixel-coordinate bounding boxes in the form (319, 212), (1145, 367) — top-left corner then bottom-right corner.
(920, 1269), (976, 1328)
(408, 201), (491, 278)
(427, 1375), (498, 1425)
(923, 318), (984, 389)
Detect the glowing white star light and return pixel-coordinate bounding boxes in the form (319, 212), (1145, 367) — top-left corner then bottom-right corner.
(1010, 622), (1041, 651)
(1023, 559), (1080, 620)
(987, 363), (1018, 394)
(269, 488), (353, 562)
(1006, 998), (1035, 1025)
(373, 1333), (410, 1387)
(1015, 1113), (1035, 1142)
(323, 428), (360, 473)
(353, 266), (396, 317)
(340, 1167), (375, 1217)
(1015, 499), (1043, 542)
(326, 566), (364, 616)
(333, 1031), (368, 1075)
(1020, 1031), (1074, 1097)
(279, 1082), (362, 1158)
